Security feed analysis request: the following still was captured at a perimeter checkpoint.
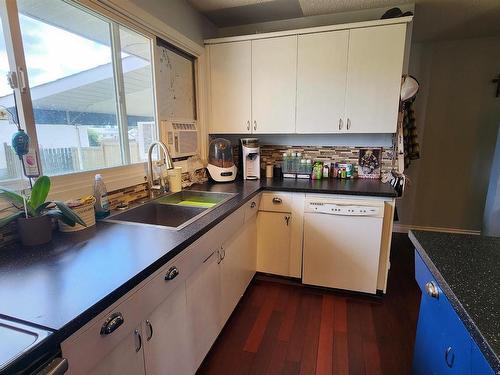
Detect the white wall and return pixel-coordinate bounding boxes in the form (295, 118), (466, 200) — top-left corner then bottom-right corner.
(397, 36), (500, 231)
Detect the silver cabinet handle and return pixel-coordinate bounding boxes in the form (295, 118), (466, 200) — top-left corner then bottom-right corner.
(217, 249), (222, 264)
(250, 201), (256, 208)
(38, 357), (68, 375)
(253, 120), (257, 131)
(203, 251), (215, 263)
(145, 320), (153, 341)
(134, 329), (142, 352)
(100, 312), (124, 335)
(165, 266), (179, 281)
(284, 216), (291, 226)
(339, 118), (343, 130)
(272, 197), (282, 204)
(445, 346), (455, 368)
(347, 118), (351, 130)
(246, 120), (250, 131)
(425, 281), (439, 299)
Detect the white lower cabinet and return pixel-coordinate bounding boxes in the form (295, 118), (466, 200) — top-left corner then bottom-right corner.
(186, 247), (222, 370)
(256, 192), (304, 278)
(187, 215), (258, 370)
(257, 211), (292, 276)
(88, 325), (145, 375)
(143, 284), (193, 375)
(220, 217), (257, 325)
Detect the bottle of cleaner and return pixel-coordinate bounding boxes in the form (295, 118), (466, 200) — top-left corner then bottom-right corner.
(93, 174), (110, 219)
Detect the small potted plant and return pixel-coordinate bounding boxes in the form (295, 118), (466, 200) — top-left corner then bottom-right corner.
(0, 176), (86, 246)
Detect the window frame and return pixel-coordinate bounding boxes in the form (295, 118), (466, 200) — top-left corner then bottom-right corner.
(0, 0), (205, 200)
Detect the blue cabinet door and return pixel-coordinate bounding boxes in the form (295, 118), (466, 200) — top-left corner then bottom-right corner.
(413, 296), (447, 374)
(413, 295), (471, 375)
(471, 341), (495, 375)
(413, 252), (472, 374)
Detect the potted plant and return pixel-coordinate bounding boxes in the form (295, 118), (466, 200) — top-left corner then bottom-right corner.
(0, 176), (86, 246)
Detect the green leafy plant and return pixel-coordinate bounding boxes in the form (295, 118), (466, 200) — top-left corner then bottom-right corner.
(0, 176), (87, 228)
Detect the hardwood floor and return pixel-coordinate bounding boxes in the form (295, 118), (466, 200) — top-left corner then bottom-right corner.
(198, 233), (421, 375)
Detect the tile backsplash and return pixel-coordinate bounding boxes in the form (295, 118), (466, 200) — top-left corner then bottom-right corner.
(258, 145), (395, 173)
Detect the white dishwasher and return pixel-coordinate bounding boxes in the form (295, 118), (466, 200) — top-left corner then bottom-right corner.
(302, 197), (384, 294)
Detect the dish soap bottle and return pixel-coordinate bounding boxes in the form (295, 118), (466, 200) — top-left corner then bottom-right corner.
(94, 174), (110, 219)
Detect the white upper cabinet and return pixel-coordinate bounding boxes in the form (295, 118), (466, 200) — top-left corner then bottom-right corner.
(296, 31), (349, 133)
(208, 41), (252, 134)
(206, 20), (409, 134)
(345, 24), (406, 133)
(251, 36), (297, 134)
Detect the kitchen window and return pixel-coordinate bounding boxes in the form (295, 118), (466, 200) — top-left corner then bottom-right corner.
(0, 0), (157, 187)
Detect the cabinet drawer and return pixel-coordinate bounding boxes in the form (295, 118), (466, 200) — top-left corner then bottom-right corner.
(244, 193), (261, 222)
(62, 289), (147, 374)
(259, 192), (292, 213)
(415, 252), (460, 320)
(415, 251), (438, 293)
(137, 250), (195, 316)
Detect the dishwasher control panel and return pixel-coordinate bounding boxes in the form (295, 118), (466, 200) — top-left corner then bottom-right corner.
(305, 201), (383, 217)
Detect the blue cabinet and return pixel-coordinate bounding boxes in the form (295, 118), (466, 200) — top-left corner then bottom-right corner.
(472, 342), (495, 375)
(413, 251), (494, 375)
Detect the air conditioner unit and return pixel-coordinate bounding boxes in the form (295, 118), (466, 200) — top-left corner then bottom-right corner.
(160, 120), (198, 159)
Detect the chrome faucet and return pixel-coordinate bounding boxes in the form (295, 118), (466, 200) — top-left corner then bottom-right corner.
(147, 141), (174, 198)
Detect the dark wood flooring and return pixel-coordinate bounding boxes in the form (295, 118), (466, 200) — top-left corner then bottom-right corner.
(198, 233), (421, 375)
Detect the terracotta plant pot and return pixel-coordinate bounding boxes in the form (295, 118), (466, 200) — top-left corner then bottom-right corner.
(17, 215), (53, 246)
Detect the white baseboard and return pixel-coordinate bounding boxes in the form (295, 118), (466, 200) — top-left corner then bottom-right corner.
(392, 223), (481, 236)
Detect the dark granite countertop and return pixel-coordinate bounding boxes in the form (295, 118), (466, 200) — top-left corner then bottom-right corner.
(262, 177), (398, 197)
(409, 230), (500, 373)
(0, 178), (395, 373)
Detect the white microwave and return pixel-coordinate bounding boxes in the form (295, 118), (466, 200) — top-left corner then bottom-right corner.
(160, 120), (198, 158)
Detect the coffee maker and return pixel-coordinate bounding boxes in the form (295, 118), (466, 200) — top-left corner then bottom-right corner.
(241, 138), (260, 180)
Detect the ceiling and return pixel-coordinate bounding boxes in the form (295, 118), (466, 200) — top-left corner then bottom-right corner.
(187, 0), (500, 41)
(188, 0), (413, 27)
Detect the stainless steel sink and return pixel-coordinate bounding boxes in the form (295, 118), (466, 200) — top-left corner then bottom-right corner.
(0, 318), (52, 372)
(155, 190), (235, 208)
(106, 190), (236, 230)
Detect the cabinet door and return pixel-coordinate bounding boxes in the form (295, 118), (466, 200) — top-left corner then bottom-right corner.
(220, 219), (257, 325)
(240, 216), (257, 288)
(143, 284), (193, 375)
(296, 31), (349, 133)
(186, 249), (221, 369)
(220, 239), (241, 325)
(88, 325), (145, 375)
(208, 41), (252, 134)
(257, 211), (292, 276)
(471, 342), (494, 375)
(345, 24), (406, 133)
(413, 293), (471, 374)
(251, 36), (297, 133)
